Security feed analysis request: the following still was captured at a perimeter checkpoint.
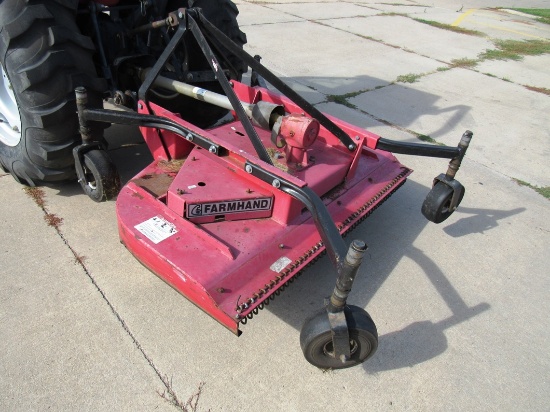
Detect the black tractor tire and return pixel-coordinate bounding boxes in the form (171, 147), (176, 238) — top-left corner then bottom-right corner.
(158, 0), (247, 128)
(0, 0), (105, 186)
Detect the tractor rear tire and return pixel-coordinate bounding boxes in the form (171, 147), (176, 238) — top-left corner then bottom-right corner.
(0, 0), (105, 186)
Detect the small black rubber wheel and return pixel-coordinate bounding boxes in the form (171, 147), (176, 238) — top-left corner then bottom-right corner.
(421, 181), (464, 223)
(79, 150), (120, 202)
(300, 305), (378, 369)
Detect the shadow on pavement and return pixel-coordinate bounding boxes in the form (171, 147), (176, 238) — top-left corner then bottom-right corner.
(366, 300), (490, 373)
(285, 74), (472, 140)
(260, 179), (496, 372)
(443, 206), (526, 237)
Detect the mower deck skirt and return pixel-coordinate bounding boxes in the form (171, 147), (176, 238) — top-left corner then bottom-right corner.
(117, 138), (410, 334)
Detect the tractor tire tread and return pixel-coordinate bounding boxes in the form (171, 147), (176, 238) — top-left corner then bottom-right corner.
(0, 0), (104, 185)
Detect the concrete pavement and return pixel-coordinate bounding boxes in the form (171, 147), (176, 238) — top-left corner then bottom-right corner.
(1, 1), (549, 411)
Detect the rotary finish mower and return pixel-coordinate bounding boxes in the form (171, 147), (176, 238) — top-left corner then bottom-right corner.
(72, 9), (472, 369)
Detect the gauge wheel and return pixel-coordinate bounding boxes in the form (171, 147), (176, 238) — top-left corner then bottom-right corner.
(79, 150), (120, 202)
(300, 305), (378, 369)
(421, 181), (465, 223)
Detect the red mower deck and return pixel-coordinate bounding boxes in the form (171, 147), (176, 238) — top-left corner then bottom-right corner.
(117, 88), (412, 334)
(72, 7), (472, 368)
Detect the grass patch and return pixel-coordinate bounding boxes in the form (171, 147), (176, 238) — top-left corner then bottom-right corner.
(381, 2), (431, 6)
(414, 19), (485, 36)
(327, 90), (367, 109)
(514, 179), (550, 199)
(417, 134), (445, 146)
(418, 134), (436, 143)
(327, 95), (356, 109)
(379, 12), (408, 17)
(509, 8), (550, 24)
(396, 73), (423, 83)
(356, 33), (401, 49)
(449, 58), (478, 68)
(524, 85), (550, 96)
(480, 39), (550, 61)
(481, 48), (522, 60)
(356, 34), (378, 43)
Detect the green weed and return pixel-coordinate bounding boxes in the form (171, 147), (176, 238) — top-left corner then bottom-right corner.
(417, 134), (445, 146)
(327, 90), (368, 109)
(414, 19), (485, 36)
(514, 179), (550, 199)
(480, 39), (550, 61)
(327, 95), (356, 109)
(449, 58), (479, 68)
(509, 8), (550, 24)
(379, 12), (408, 17)
(396, 73), (423, 83)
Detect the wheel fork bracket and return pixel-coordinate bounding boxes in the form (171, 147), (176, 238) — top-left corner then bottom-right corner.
(326, 240), (369, 363)
(73, 87), (105, 185)
(328, 311), (351, 362)
(432, 174), (465, 213)
(433, 130), (473, 212)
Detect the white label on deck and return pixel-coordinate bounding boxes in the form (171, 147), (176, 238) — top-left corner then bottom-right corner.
(270, 257), (292, 273)
(135, 216), (177, 244)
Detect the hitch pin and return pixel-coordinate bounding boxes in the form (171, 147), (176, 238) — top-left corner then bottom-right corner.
(127, 15), (175, 36)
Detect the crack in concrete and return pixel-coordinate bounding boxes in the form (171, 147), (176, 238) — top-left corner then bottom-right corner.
(22, 187), (186, 410)
(314, 93), (439, 144)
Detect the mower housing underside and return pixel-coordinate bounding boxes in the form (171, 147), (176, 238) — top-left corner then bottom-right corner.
(116, 82), (411, 334)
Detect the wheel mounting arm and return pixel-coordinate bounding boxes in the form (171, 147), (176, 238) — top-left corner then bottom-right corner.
(244, 160), (372, 364)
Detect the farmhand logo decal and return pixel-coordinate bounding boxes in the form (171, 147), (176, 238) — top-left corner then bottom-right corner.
(187, 198), (273, 218)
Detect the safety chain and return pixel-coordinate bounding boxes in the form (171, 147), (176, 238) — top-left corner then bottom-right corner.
(236, 168), (411, 324)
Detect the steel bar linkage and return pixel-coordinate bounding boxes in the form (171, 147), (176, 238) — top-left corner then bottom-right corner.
(72, 7), (474, 367)
(186, 11), (274, 166)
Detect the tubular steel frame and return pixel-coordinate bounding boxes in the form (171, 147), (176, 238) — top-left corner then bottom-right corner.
(74, 8), (471, 362)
